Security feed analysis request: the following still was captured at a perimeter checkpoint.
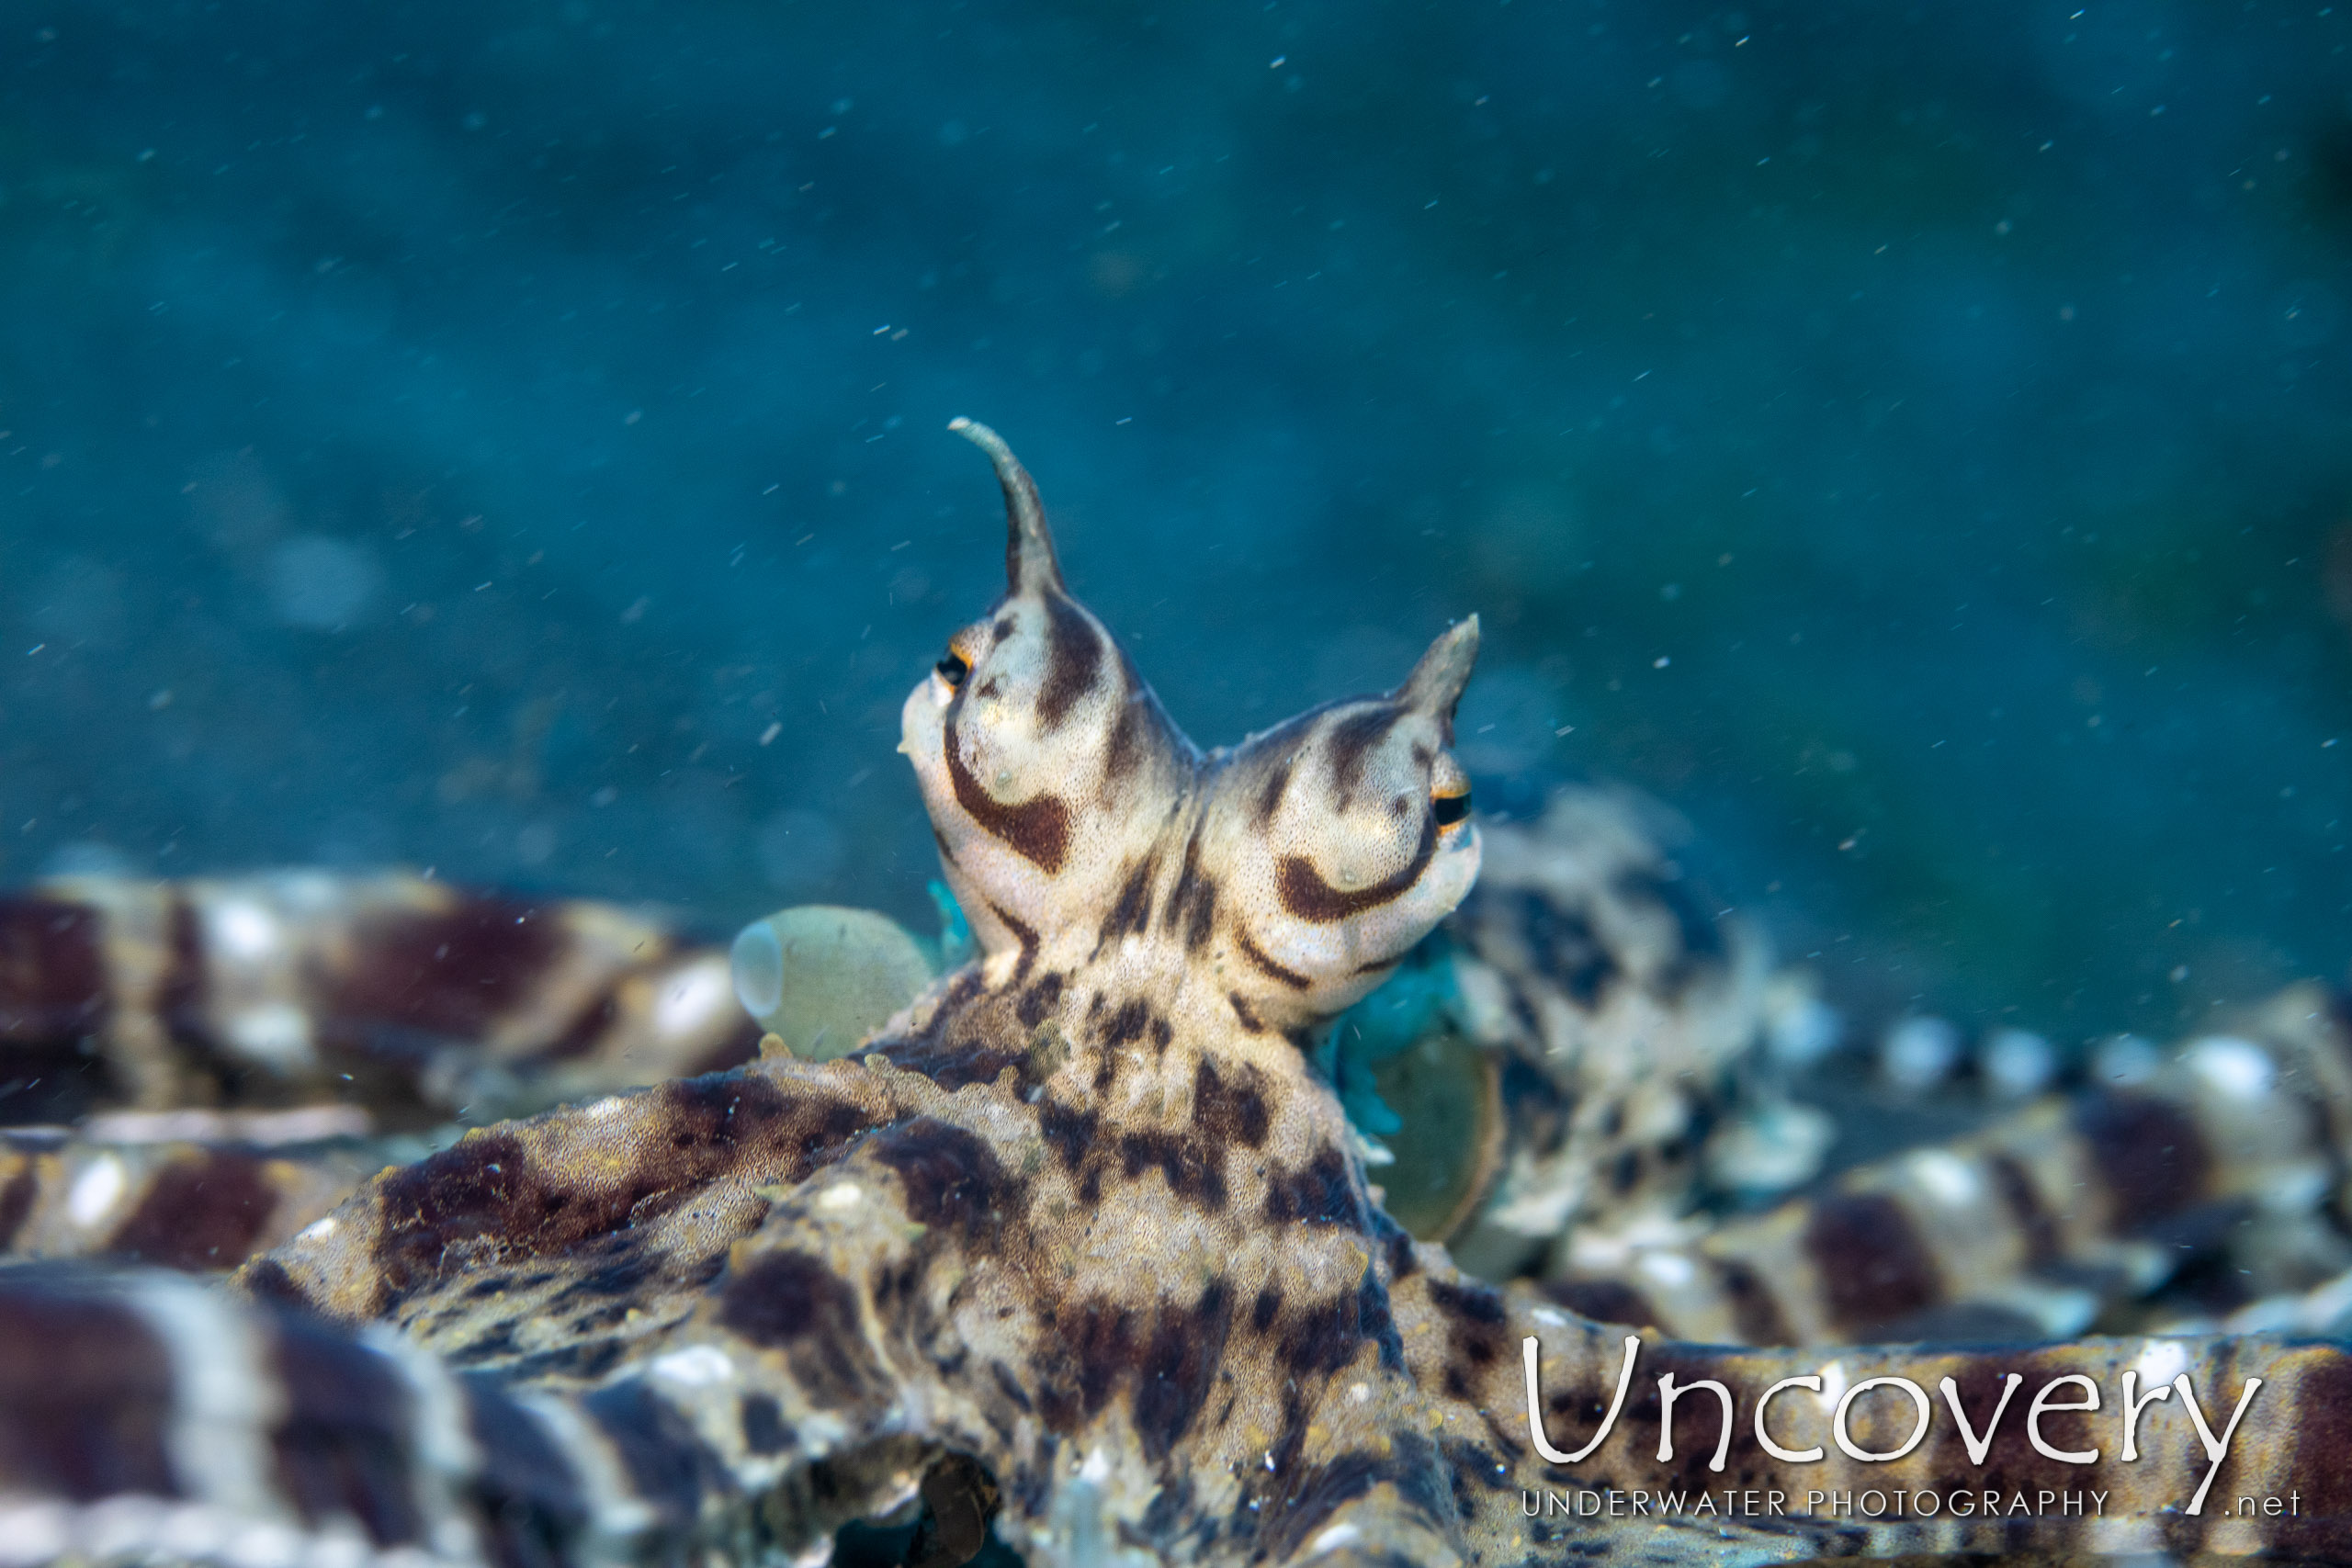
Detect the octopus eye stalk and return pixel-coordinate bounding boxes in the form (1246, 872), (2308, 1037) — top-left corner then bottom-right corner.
(1396, 615), (1480, 734)
(936, 652), (970, 689)
(950, 415), (1065, 596)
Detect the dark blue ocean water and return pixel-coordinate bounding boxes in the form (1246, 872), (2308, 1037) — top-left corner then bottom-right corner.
(4, 0), (2347, 1047)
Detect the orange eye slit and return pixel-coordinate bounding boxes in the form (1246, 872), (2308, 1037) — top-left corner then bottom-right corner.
(1432, 787), (1472, 828)
(935, 651), (970, 688)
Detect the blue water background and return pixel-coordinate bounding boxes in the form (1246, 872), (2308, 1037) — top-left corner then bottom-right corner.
(3, 0), (2347, 1045)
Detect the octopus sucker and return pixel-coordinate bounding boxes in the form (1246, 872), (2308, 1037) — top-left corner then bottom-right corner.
(0, 423), (2348, 1566)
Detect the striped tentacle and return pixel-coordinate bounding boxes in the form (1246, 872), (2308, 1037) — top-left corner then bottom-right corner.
(0, 1263), (689, 1568)
(0, 1122), (377, 1269)
(0, 874), (758, 1129)
(1543, 984), (2352, 1346)
(3, 1258), (962, 1568)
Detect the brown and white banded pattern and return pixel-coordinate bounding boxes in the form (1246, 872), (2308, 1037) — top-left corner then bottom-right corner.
(1544, 984), (2352, 1348)
(0, 874), (760, 1274)
(0, 871), (759, 1130)
(0, 1126), (376, 1270)
(0, 1260), (738, 1568)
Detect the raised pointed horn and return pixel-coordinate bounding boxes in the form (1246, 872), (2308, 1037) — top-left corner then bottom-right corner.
(1395, 615), (1480, 728)
(949, 417), (1064, 595)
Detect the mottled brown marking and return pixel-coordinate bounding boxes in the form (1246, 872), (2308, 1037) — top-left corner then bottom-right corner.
(717, 1250), (888, 1406)
(107, 1148), (278, 1269)
(1446, 1440), (1522, 1523)
(2075, 1090), (2211, 1229)
(1273, 1288), (1372, 1383)
(363, 1077), (871, 1304)
(943, 723), (1071, 874)
(1091, 1040), (1119, 1094)
(268, 1312), (422, 1544)
(1234, 928), (1310, 991)
(1103, 696), (1148, 786)
(2276, 1345), (2352, 1560)
(336, 896), (564, 1044)
(1255, 758), (1293, 825)
(0, 1286), (178, 1500)
(1274, 812), (1437, 924)
(1036, 592), (1104, 733)
(580, 1378), (732, 1529)
(0, 897), (107, 1041)
(158, 893), (212, 1055)
(1989, 1153), (2062, 1265)
(876, 1033), (1025, 1091)
(1806, 1191), (1943, 1334)
(1093, 852), (1159, 955)
(1118, 1129), (1227, 1208)
(1099, 997), (1154, 1047)
(0, 1161), (36, 1250)
(868, 1118), (1019, 1249)
(1709, 1258), (1792, 1346)
(1134, 1283), (1233, 1462)
(1049, 1299), (1137, 1429)
(1191, 1058), (1271, 1149)
(1162, 832), (1219, 953)
(1544, 1277), (1657, 1329)
(542, 1248), (662, 1310)
(1254, 1430), (1449, 1563)
(1040, 1100), (1098, 1171)
(1324, 705), (1406, 807)
(1046, 1285), (1234, 1465)
(992, 902), (1042, 982)
(1428, 1278), (1509, 1400)
(1263, 1145), (1365, 1230)
(1015, 971), (1064, 1029)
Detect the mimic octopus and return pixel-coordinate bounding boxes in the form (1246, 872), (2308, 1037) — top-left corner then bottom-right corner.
(2, 420), (2351, 1568)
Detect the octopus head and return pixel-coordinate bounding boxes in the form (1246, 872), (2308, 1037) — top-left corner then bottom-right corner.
(1200, 619), (1482, 1025)
(902, 419), (1479, 1031)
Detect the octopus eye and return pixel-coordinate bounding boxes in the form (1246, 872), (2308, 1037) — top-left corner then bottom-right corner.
(1432, 786), (1472, 828)
(935, 652), (970, 688)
